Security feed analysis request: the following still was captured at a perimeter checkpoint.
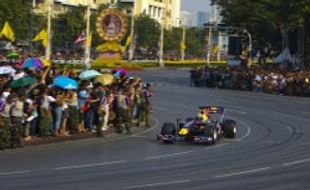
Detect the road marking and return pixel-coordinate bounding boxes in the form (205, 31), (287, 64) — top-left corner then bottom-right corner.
(282, 158), (310, 166)
(228, 117), (252, 142)
(153, 106), (168, 111)
(54, 160), (127, 170)
(204, 143), (228, 150)
(226, 109), (247, 114)
(131, 117), (159, 137)
(286, 126), (294, 133)
(146, 150), (194, 160)
(301, 112), (310, 115)
(0, 170), (31, 176)
(119, 179), (191, 189)
(213, 167), (271, 179)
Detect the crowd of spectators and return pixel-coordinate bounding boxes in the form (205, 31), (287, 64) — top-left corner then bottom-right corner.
(190, 65), (310, 97)
(0, 57), (152, 150)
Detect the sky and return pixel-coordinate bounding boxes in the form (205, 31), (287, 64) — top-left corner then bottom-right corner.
(181, 0), (212, 26)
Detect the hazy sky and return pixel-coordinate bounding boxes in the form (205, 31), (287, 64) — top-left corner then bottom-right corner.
(181, 0), (212, 26)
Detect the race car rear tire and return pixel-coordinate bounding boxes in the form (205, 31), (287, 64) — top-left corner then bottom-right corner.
(205, 127), (218, 144)
(223, 120), (237, 138)
(161, 123), (176, 135)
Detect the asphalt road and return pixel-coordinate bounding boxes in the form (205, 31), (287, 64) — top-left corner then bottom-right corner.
(0, 70), (310, 190)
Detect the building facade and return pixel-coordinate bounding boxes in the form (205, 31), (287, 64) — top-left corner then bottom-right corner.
(120, 0), (180, 28)
(197, 11), (209, 27)
(34, 0), (180, 28)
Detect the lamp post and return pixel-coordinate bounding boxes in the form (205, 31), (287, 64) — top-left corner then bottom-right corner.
(179, 18), (186, 61)
(128, 0), (137, 62)
(45, 0), (53, 61)
(243, 29), (252, 68)
(159, 9), (165, 69)
(84, 2), (92, 69)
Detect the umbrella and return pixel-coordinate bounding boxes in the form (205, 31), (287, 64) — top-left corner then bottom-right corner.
(79, 70), (102, 80)
(10, 76), (37, 88)
(95, 74), (114, 86)
(22, 58), (44, 69)
(0, 66), (16, 75)
(113, 68), (127, 75)
(53, 76), (78, 90)
(7, 52), (19, 59)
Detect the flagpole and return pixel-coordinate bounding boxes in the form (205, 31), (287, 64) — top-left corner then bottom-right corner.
(128, 0), (137, 62)
(159, 9), (165, 69)
(84, 3), (91, 69)
(181, 18), (186, 61)
(46, 0), (53, 61)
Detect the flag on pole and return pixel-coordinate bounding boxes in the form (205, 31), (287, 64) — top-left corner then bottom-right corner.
(75, 31), (87, 44)
(33, 29), (48, 47)
(180, 41), (186, 52)
(1, 22), (15, 41)
(213, 44), (220, 53)
(86, 31), (92, 47)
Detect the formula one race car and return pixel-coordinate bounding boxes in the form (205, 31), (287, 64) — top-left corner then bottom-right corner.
(157, 106), (237, 144)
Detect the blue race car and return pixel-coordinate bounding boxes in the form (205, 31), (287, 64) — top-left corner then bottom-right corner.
(157, 106), (237, 144)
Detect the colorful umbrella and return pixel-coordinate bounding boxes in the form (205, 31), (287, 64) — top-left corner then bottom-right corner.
(79, 70), (102, 80)
(22, 58), (44, 69)
(10, 76), (37, 88)
(53, 76), (78, 90)
(0, 66), (16, 75)
(7, 52), (19, 59)
(114, 68), (127, 75)
(95, 74), (114, 86)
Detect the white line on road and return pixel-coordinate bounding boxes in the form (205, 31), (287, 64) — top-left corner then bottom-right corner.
(213, 167), (271, 179)
(146, 150), (194, 160)
(226, 109), (247, 114)
(119, 179), (191, 189)
(54, 160), (127, 170)
(0, 170), (31, 176)
(282, 158), (310, 166)
(228, 117), (252, 142)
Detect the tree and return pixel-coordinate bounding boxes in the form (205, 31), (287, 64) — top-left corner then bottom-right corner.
(0, 0), (42, 42)
(135, 14), (160, 50)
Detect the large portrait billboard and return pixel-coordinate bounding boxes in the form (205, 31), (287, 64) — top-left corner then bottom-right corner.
(96, 9), (127, 41)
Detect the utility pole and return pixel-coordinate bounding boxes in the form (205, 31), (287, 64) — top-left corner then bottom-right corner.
(206, 5), (215, 65)
(45, 0), (53, 61)
(244, 29), (252, 68)
(181, 18), (186, 61)
(84, 2), (92, 69)
(159, 9), (165, 68)
(128, 0), (137, 62)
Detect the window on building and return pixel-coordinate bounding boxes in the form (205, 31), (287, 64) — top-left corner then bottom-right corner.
(149, 6), (152, 16)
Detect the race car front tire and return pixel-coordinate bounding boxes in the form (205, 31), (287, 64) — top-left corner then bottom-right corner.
(161, 123), (176, 135)
(205, 127), (218, 144)
(223, 120), (237, 138)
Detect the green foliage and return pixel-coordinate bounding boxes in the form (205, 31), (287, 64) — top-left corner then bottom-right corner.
(135, 14), (160, 49)
(53, 6), (86, 49)
(0, 0), (40, 41)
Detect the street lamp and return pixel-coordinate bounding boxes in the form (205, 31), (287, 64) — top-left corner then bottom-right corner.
(243, 29), (252, 68)
(158, 9), (165, 69)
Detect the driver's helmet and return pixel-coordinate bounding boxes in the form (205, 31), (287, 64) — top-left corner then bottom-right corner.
(197, 109), (208, 123)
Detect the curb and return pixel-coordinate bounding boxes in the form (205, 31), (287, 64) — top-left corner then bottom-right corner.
(21, 118), (157, 147)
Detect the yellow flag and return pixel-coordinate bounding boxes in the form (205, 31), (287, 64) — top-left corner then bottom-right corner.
(1, 22), (15, 41)
(33, 29), (48, 47)
(124, 35), (132, 48)
(213, 44), (220, 53)
(180, 41), (186, 51)
(86, 31), (92, 47)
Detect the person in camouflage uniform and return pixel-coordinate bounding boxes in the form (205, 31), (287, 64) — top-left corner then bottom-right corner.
(0, 95), (13, 150)
(10, 93), (25, 148)
(115, 90), (130, 134)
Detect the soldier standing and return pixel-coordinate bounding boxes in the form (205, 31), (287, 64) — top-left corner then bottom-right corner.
(10, 92), (25, 148)
(0, 95), (14, 150)
(115, 90), (130, 134)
